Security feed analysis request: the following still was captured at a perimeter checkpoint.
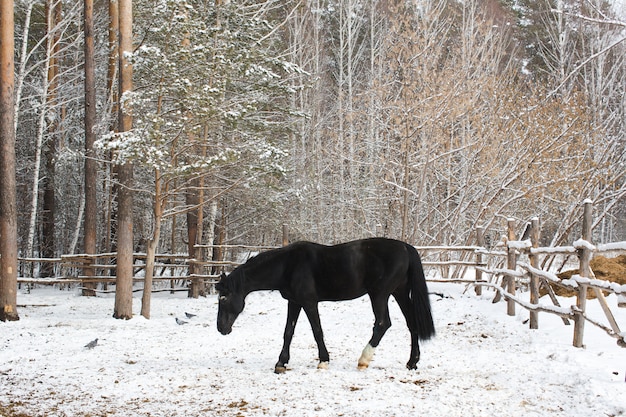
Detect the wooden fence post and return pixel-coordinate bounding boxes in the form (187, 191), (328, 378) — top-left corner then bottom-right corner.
(475, 226), (485, 296)
(573, 200), (593, 347)
(282, 224), (289, 247)
(506, 219), (516, 316)
(529, 217), (540, 329)
(82, 255), (96, 297)
(441, 249), (450, 279)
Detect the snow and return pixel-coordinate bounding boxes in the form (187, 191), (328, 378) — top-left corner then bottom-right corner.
(2, 283), (626, 417)
(507, 240), (531, 250)
(573, 239), (596, 251)
(598, 241), (626, 252)
(530, 245), (577, 254)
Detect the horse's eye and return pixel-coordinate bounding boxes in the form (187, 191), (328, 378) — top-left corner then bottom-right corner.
(219, 295), (228, 301)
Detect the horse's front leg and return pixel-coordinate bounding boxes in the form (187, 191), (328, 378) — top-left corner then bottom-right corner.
(275, 301), (301, 374)
(303, 302), (330, 369)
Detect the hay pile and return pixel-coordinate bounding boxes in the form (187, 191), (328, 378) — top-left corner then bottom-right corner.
(548, 255), (626, 299)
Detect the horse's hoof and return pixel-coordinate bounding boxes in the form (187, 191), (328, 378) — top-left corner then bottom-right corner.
(357, 344), (375, 370)
(406, 362), (418, 370)
(274, 365), (287, 374)
(357, 363), (369, 370)
(317, 361), (329, 370)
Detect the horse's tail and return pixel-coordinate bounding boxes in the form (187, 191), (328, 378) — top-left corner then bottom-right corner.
(406, 244), (435, 341)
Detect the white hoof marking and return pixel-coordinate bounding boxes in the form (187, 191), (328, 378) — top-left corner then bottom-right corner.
(317, 361), (329, 370)
(357, 343), (376, 369)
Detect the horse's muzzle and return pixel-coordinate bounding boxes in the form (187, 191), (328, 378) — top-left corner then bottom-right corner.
(217, 323), (232, 335)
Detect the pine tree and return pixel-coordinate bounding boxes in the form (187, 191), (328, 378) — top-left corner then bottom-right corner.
(0, 0), (19, 322)
(97, 0), (302, 315)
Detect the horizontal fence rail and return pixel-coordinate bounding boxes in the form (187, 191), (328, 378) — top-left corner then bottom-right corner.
(14, 202), (626, 348)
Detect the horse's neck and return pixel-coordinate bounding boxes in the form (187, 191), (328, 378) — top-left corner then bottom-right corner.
(242, 262), (284, 294)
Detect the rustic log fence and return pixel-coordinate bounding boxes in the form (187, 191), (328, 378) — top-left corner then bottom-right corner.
(473, 200), (626, 348)
(15, 201), (626, 348)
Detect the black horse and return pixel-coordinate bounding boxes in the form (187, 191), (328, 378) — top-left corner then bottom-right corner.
(216, 237), (435, 373)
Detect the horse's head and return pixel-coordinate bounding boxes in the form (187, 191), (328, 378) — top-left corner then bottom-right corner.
(216, 272), (245, 335)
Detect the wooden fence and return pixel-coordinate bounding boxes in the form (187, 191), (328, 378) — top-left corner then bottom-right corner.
(478, 201), (626, 349)
(16, 201), (626, 348)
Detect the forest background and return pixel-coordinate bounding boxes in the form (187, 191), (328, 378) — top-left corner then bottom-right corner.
(4, 0), (626, 276)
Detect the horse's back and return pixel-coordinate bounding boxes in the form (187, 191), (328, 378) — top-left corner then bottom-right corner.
(288, 238), (412, 302)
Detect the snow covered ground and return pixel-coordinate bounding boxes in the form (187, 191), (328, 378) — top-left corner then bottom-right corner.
(1, 282), (625, 417)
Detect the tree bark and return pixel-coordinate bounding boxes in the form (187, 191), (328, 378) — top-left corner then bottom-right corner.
(26, 33), (52, 266)
(107, 0), (119, 120)
(83, 0), (97, 296)
(104, 0), (119, 259)
(0, 0), (19, 322)
(114, 163), (133, 319)
(41, 0), (62, 277)
(140, 170), (163, 319)
(113, 0), (134, 320)
(13, 1), (33, 134)
(186, 182), (201, 298)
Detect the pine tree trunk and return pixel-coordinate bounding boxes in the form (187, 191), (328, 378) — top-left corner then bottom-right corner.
(104, 0), (119, 260)
(41, 0), (61, 277)
(41, 145), (55, 275)
(83, 0), (97, 296)
(0, 0), (19, 322)
(113, 0), (134, 320)
(186, 183), (201, 298)
(114, 163), (133, 319)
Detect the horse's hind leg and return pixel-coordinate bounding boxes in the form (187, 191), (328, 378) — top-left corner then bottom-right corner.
(393, 291), (420, 370)
(358, 295), (392, 369)
(275, 301), (301, 374)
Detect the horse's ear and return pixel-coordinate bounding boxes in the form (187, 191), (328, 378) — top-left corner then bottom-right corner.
(215, 274), (226, 291)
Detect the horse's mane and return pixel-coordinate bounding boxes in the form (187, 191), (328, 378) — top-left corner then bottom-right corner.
(220, 242), (326, 295)
(244, 246), (290, 267)
(220, 245), (298, 293)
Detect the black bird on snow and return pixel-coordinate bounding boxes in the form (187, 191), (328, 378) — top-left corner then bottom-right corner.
(185, 312), (197, 319)
(84, 338), (98, 349)
(175, 317), (188, 325)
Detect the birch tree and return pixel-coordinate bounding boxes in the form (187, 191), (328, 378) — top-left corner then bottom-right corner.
(283, 0), (330, 241)
(25, 28), (54, 266)
(518, 0), (626, 243)
(25, 0), (60, 276)
(13, 0), (34, 133)
(14, 0), (86, 265)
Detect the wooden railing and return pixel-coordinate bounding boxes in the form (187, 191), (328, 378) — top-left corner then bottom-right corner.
(467, 201), (626, 349)
(15, 201), (626, 347)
